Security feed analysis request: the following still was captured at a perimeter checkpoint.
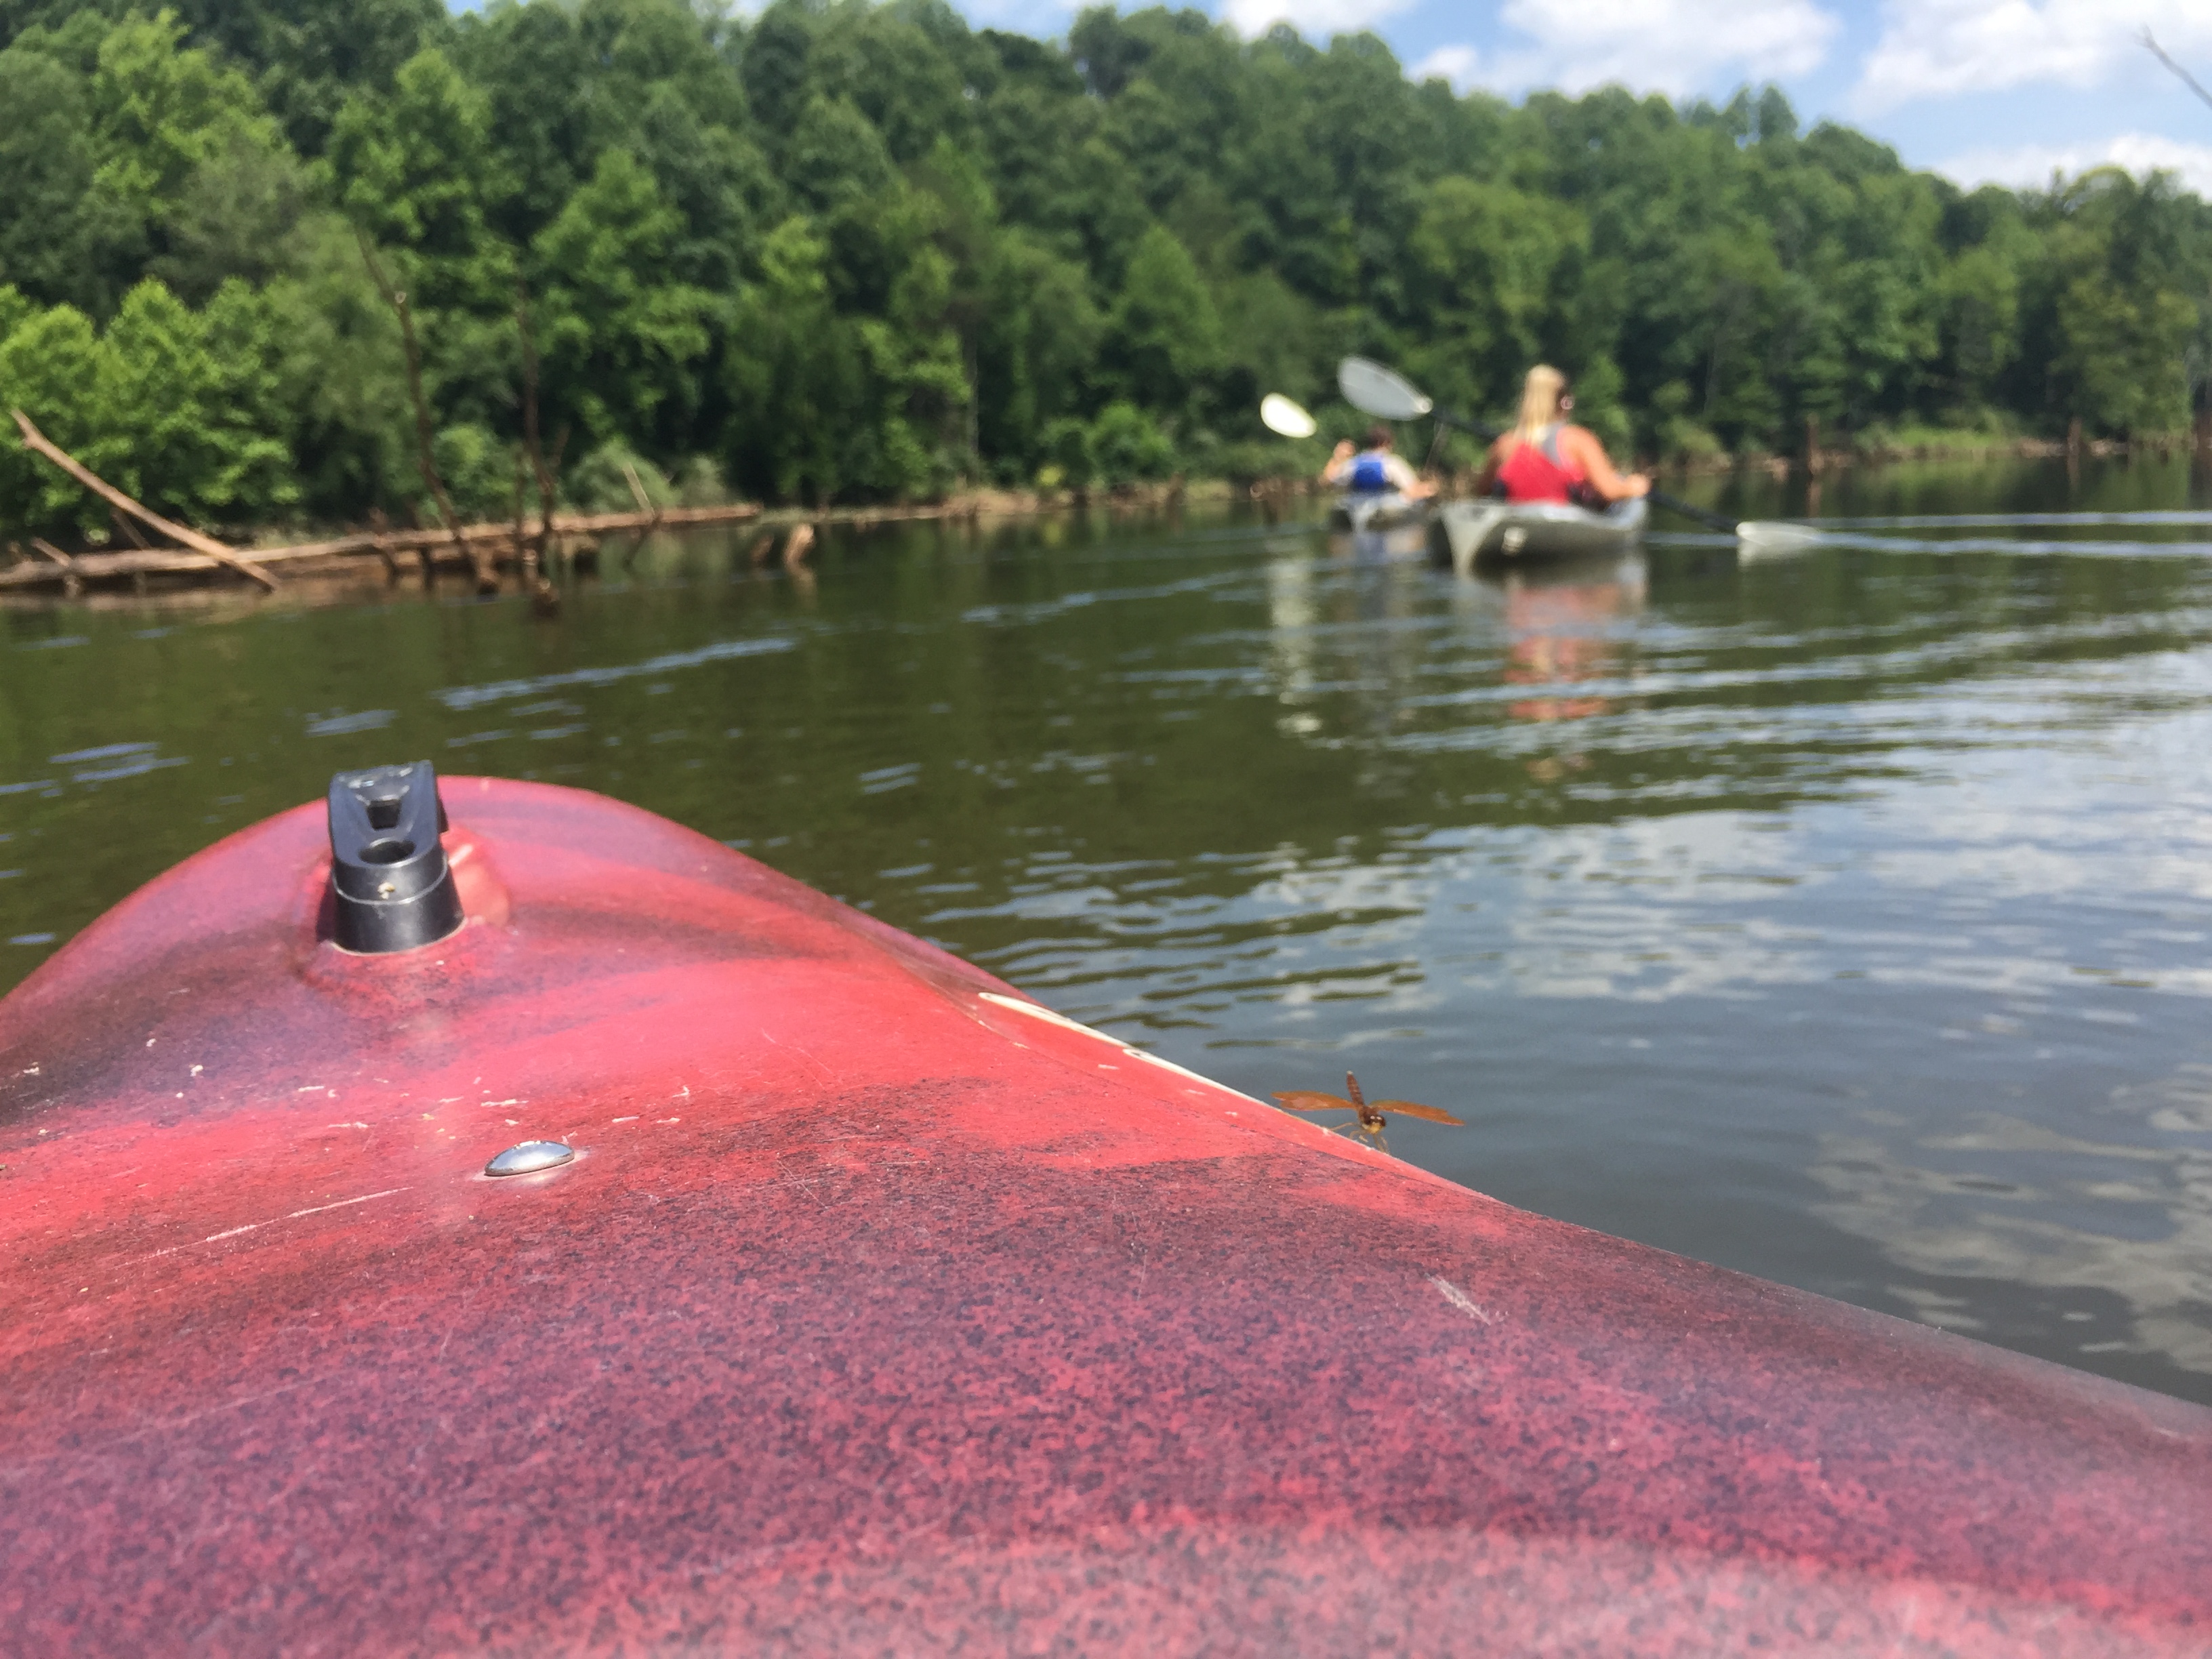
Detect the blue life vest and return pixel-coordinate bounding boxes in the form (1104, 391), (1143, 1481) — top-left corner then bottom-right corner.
(1348, 453), (1391, 493)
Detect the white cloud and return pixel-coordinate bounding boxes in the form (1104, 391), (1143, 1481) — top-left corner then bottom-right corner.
(957, 0), (1081, 25)
(1938, 132), (2212, 197)
(1856, 0), (2212, 111)
(1410, 43), (1481, 85)
(1221, 0), (1418, 39)
(1413, 0), (1839, 101)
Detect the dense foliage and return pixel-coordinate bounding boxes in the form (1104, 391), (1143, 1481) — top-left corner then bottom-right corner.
(2, 0), (2210, 535)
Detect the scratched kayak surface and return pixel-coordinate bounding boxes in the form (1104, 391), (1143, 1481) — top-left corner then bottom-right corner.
(3, 776), (2209, 1655)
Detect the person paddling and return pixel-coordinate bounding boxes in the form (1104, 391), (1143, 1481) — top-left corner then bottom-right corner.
(1477, 367), (1648, 506)
(1323, 425), (1435, 499)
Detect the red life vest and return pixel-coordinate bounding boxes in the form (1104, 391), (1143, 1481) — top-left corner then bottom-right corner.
(1496, 425), (1585, 504)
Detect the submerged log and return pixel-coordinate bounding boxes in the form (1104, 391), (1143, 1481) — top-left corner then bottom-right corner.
(9, 411), (279, 592)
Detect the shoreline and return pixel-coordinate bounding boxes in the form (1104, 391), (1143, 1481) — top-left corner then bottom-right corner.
(3, 436), (2199, 602)
(1665, 431), (2202, 477)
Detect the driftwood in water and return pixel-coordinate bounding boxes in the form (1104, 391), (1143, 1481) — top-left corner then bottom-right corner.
(9, 411), (280, 591)
(0, 500), (766, 592)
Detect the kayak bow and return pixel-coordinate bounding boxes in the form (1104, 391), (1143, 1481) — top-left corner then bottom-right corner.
(3, 769), (2208, 1655)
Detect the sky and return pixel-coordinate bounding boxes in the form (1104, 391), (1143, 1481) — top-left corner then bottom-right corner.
(949, 0), (2212, 197)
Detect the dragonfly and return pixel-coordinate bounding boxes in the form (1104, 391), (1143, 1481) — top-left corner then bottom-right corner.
(1273, 1071), (1463, 1152)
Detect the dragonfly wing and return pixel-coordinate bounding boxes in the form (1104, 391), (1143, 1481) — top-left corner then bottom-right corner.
(1370, 1100), (1466, 1126)
(1273, 1091), (1354, 1113)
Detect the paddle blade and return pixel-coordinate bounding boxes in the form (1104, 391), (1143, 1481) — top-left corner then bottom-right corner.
(1338, 356), (1431, 421)
(1368, 1100), (1465, 1126)
(1260, 393), (1317, 439)
(1274, 1090), (1353, 1113)
(1736, 520), (1823, 558)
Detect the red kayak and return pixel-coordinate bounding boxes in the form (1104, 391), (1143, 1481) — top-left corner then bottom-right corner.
(4, 768), (2209, 1655)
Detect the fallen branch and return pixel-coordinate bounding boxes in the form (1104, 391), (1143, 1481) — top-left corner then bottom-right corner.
(110, 506), (149, 550)
(8, 411), (279, 591)
(28, 537), (80, 596)
(621, 459), (665, 535)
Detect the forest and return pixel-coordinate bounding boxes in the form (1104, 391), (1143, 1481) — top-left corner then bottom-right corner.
(1, 0), (2210, 538)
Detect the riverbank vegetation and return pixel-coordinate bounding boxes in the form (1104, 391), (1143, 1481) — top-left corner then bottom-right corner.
(3, 0), (2211, 539)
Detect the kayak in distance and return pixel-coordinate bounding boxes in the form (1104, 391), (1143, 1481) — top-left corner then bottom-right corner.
(1431, 494), (1650, 573)
(1325, 490), (1430, 534)
(5, 764), (2210, 1656)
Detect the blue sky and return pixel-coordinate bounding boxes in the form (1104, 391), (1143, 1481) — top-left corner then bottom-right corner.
(949, 0), (2212, 195)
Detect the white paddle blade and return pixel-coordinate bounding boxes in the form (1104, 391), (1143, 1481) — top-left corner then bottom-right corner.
(1339, 356), (1431, 421)
(1260, 393), (1317, 439)
(1736, 521), (1824, 558)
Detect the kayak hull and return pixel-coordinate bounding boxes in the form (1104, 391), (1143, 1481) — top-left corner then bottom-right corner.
(1326, 490), (1427, 533)
(3, 778), (2209, 1656)
(1433, 495), (1648, 573)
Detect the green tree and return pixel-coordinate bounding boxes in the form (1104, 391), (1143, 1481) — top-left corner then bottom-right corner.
(329, 45), (511, 302)
(1409, 176), (1585, 403)
(533, 148), (716, 451)
(0, 44), (128, 308)
(1103, 223), (1222, 414)
(90, 9), (281, 222)
(724, 215), (866, 503)
(86, 277), (294, 524)
(0, 300), (105, 528)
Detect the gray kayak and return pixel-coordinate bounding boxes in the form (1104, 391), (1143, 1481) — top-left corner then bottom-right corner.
(1430, 497), (1647, 573)
(1326, 492), (1429, 534)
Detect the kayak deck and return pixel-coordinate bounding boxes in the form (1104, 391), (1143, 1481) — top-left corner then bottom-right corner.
(2, 777), (2208, 1655)
(1433, 495), (1648, 572)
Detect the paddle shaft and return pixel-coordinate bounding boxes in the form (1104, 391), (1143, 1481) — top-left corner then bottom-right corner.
(1419, 405), (1738, 535)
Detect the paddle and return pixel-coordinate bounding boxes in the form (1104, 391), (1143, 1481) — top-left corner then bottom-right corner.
(1336, 357), (1819, 553)
(1260, 392), (1317, 439)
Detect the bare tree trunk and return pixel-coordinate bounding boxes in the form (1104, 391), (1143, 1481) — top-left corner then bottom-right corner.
(356, 230), (494, 592)
(514, 283), (562, 605)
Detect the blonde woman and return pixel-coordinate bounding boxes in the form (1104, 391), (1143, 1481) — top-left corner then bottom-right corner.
(1477, 367), (1649, 506)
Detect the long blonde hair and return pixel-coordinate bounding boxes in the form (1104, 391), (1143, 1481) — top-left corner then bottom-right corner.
(1515, 365), (1567, 443)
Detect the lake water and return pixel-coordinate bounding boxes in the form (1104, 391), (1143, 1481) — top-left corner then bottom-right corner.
(5, 455), (2211, 1406)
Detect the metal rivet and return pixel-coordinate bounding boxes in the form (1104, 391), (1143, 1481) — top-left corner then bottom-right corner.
(486, 1140), (574, 1177)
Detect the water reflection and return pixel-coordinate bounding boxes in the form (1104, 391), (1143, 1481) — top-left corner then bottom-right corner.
(1813, 1063), (2212, 1376)
(1492, 554), (1645, 728)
